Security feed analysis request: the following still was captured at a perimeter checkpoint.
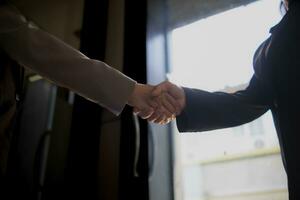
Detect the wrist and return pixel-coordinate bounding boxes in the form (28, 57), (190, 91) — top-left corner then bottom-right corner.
(127, 82), (140, 107)
(177, 86), (186, 115)
(181, 87), (186, 109)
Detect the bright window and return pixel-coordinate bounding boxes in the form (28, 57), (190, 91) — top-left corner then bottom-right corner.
(169, 0), (288, 199)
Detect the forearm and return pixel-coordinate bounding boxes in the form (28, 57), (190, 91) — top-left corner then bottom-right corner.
(176, 87), (268, 132)
(176, 75), (274, 132)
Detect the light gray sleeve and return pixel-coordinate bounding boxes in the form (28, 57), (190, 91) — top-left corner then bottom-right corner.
(0, 5), (136, 115)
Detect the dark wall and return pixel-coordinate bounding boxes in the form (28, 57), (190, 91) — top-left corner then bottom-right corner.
(119, 0), (149, 200)
(66, 0), (108, 199)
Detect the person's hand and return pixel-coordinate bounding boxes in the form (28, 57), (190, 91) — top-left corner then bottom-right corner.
(127, 83), (178, 122)
(145, 93), (177, 124)
(127, 83), (157, 119)
(147, 81), (186, 124)
(153, 81), (186, 114)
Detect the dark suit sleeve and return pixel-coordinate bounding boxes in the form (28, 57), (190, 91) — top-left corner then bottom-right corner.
(176, 75), (274, 132)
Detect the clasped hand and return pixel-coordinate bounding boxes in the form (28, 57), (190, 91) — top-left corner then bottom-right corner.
(128, 81), (186, 125)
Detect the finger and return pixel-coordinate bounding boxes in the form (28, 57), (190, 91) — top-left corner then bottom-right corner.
(152, 81), (168, 97)
(165, 83), (184, 101)
(171, 114), (176, 121)
(143, 99), (159, 120)
(165, 93), (183, 115)
(144, 108), (155, 119)
(161, 92), (177, 114)
(148, 98), (158, 109)
(147, 113), (159, 122)
(148, 99), (173, 121)
(147, 109), (161, 122)
(152, 87), (163, 97)
(161, 118), (172, 125)
(160, 114), (176, 125)
(160, 105), (174, 119)
(155, 95), (174, 119)
(133, 107), (140, 115)
(138, 108), (154, 119)
(165, 92), (181, 108)
(158, 118), (169, 125)
(154, 110), (167, 124)
(154, 115), (166, 124)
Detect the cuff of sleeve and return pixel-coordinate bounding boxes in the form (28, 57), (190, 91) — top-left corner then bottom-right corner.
(176, 87), (212, 133)
(176, 87), (192, 132)
(105, 72), (137, 116)
(176, 109), (189, 132)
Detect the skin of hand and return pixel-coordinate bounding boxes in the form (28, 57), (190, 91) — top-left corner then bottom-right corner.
(127, 83), (158, 119)
(127, 83), (179, 123)
(283, 0), (289, 10)
(149, 93), (177, 124)
(147, 81), (186, 124)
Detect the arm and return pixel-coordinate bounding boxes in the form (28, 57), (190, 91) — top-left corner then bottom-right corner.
(0, 5), (136, 115)
(177, 3), (300, 133)
(176, 75), (273, 132)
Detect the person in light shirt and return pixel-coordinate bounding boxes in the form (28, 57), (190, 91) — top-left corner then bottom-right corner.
(0, 1), (178, 179)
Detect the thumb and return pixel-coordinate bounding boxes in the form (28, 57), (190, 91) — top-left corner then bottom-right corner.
(152, 81), (168, 97)
(167, 84), (183, 100)
(152, 86), (163, 97)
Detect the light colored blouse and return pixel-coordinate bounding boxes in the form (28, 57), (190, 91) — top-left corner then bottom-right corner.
(0, 5), (136, 115)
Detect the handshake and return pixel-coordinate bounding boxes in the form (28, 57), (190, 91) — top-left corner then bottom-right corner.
(127, 81), (186, 125)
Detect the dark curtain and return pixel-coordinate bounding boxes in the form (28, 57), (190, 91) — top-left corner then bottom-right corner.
(119, 0), (149, 200)
(65, 0), (109, 199)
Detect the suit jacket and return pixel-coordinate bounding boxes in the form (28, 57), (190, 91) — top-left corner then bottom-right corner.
(0, 4), (136, 116)
(177, 2), (300, 199)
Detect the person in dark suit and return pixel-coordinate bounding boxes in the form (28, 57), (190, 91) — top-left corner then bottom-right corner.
(143, 0), (300, 199)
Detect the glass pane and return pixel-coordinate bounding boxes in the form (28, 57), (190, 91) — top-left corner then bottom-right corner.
(168, 0), (288, 199)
